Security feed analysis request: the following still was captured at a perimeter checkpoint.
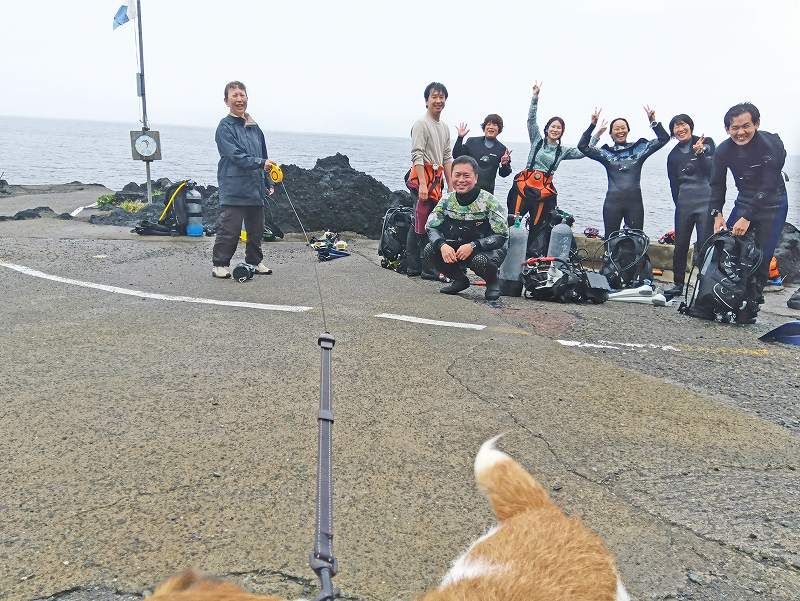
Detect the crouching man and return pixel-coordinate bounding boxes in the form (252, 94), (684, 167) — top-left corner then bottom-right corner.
(424, 156), (509, 301)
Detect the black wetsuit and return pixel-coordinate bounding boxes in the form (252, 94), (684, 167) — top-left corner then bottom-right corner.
(453, 136), (512, 194)
(666, 136), (715, 284)
(710, 130), (788, 289)
(578, 122), (670, 236)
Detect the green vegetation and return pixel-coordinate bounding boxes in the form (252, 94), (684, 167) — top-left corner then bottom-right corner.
(96, 193), (117, 208)
(119, 201), (146, 213)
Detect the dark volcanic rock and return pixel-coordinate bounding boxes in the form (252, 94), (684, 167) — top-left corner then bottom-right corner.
(775, 222), (800, 284)
(90, 202), (164, 227)
(269, 153), (412, 237)
(88, 155), (413, 237)
(122, 182), (144, 193)
(0, 179), (9, 195)
(0, 206), (72, 221)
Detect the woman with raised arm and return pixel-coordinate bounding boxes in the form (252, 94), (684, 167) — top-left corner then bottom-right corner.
(665, 114), (715, 299)
(510, 81), (603, 257)
(578, 105), (670, 237)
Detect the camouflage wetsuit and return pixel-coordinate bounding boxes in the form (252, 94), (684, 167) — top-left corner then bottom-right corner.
(424, 188), (509, 283)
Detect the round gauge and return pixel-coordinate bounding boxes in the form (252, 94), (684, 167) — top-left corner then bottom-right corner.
(135, 134), (158, 157)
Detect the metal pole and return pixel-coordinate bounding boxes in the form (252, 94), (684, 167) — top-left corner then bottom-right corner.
(136, 0), (148, 131)
(135, 0), (153, 203)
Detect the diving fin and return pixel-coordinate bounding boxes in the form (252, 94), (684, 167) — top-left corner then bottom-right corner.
(608, 293), (668, 306)
(607, 285), (653, 300)
(759, 320), (800, 345)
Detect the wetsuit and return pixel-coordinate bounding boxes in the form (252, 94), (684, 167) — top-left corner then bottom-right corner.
(578, 121), (670, 237)
(666, 136), (715, 284)
(424, 187), (508, 296)
(453, 136), (511, 194)
(709, 130), (788, 291)
(519, 96), (598, 257)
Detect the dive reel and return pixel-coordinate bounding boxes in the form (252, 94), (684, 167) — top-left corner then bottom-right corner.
(269, 163), (284, 184)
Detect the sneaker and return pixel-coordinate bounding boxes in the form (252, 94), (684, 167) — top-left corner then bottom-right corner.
(764, 277), (784, 292)
(212, 266), (231, 279)
(254, 263), (273, 275)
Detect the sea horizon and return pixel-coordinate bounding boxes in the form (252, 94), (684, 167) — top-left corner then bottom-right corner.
(2, 114), (798, 236)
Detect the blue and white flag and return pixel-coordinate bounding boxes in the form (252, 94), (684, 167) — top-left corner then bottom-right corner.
(113, 1), (138, 30)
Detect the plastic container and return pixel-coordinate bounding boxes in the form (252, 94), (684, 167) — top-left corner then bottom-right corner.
(547, 222), (573, 262)
(185, 189), (204, 236)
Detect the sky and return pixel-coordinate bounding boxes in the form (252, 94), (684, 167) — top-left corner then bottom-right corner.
(1, 0), (799, 151)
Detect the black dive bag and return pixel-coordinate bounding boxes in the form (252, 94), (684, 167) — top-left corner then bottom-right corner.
(132, 180), (193, 236)
(600, 228), (653, 290)
(378, 206), (413, 271)
(679, 231), (763, 324)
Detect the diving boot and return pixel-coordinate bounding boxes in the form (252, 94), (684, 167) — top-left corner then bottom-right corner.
(440, 275), (470, 295)
(664, 283), (684, 300)
(484, 278), (501, 301)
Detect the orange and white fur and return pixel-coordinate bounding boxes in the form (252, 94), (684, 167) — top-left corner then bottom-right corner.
(147, 437), (630, 601)
(417, 436), (630, 600)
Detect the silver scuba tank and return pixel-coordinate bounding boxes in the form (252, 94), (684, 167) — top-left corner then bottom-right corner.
(547, 221), (573, 262)
(499, 220), (528, 296)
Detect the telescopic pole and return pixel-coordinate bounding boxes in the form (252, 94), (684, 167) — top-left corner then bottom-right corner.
(135, 0), (153, 203)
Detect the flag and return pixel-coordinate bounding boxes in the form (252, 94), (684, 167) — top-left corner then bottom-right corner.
(112, 1), (138, 30)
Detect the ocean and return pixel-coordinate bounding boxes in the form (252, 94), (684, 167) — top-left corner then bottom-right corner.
(1, 115), (798, 237)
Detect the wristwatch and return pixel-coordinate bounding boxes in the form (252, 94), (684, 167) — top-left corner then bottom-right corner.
(470, 241), (478, 252)
(710, 208), (721, 217)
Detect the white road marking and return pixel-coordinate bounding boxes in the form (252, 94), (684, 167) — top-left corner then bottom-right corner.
(0, 261), (312, 313)
(557, 339), (681, 352)
(375, 313), (486, 330)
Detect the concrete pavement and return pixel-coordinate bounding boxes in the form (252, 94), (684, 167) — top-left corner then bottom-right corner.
(0, 211), (798, 601)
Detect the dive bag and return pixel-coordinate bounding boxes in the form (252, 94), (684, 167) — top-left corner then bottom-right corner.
(678, 231), (763, 324)
(378, 206), (413, 271)
(600, 228), (653, 290)
(132, 179), (195, 236)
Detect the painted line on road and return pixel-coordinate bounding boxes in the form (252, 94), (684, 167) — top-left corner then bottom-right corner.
(375, 313), (486, 330)
(0, 261), (313, 313)
(557, 338), (771, 356)
(557, 339), (680, 352)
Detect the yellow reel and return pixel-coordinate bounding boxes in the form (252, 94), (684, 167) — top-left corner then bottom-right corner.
(269, 164), (284, 184)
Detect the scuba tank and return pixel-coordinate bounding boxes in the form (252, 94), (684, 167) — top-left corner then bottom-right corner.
(547, 221), (573, 262)
(498, 220), (528, 297)
(185, 188), (204, 236)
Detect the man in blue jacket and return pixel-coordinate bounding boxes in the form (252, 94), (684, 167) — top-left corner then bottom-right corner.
(212, 81), (275, 278)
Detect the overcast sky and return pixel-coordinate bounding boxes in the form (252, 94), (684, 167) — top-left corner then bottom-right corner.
(1, 0), (798, 151)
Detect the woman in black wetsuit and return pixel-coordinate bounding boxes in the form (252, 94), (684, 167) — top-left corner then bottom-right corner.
(665, 114), (715, 299)
(578, 106), (670, 237)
